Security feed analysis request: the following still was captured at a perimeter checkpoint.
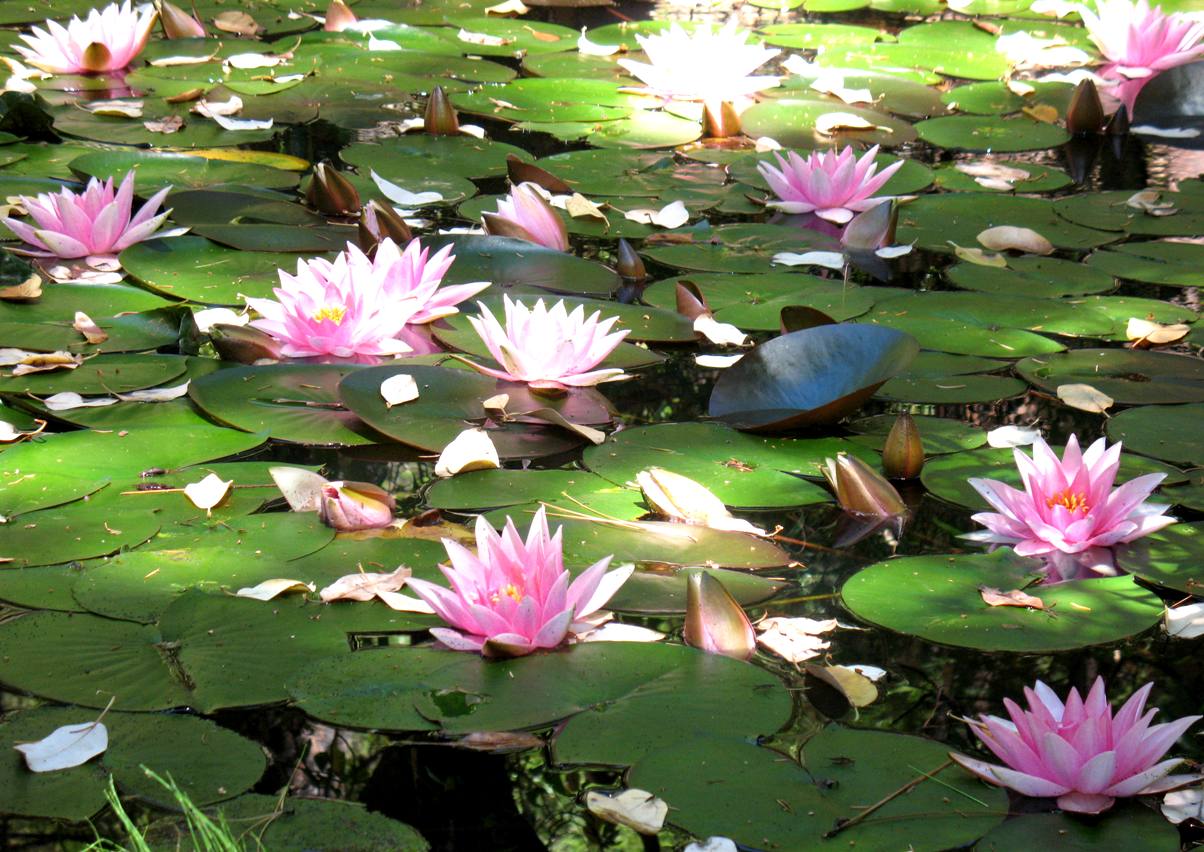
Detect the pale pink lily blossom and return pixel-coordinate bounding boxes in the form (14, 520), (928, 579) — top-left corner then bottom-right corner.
(16, 1), (158, 75)
(2, 171), (175, 262)
(964, 434), (1174, 558)
(247, 238), (484, 359)
(406, 507), (634, 657)
(952, 678), (1202, 814)
(757, 145), (902, 224)
(1079, 0), (1204, 112)
(483, 183), (569, 252)
(464, 296), (630, 390)
(617, 22), (781, 103)
(373, 238), (489, 324)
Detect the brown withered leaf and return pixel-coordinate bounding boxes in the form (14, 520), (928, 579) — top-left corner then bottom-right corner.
(143, 115), (184, 134)
(0, 274), (42, 300)
(453, 732), (542, 752)
(8, 351), (83, 376)
(213, 10), (263, 35)
(980, 585), (1045, 609)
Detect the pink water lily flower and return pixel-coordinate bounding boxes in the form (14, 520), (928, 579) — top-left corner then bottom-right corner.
(246, 241), (422, 359)
(952, 678), (1202, 814)
(464, 296), (630, 390)
(617, 22), (780, 103)
(373, 237), (489, 324)
(482, 183), (569, 252)
(757, 145), (902, 224)
(16, 1), (157, 75)
(1080, 0), (1204, 112)
(407, 507), (634, 657)
(2, 171), (174, 261)
(964, 434), (1174, 558)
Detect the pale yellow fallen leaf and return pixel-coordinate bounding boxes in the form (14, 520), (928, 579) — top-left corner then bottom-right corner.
(1057, 382), (1114, 414)
(585, 789), (668, 835)
(380, 373), (420, 407)
(434, 427), (500, 477)
(235, 578), (315, 601)
(977, 226), (1054, 255)
(183, 473), (233, 515)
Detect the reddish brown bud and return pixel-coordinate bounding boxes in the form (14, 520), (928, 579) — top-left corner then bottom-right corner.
(306, 161), (361, 216)
(882, 412), (924, 479)
(701, 100), (741, 139)
(423, 86), (460, 136)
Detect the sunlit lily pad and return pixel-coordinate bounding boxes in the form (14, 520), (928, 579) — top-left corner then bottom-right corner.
(842, 550), (1164, 651)
(1084, 240), (1204, 287)
(945, 256), (1116, 297)
(121, 235), (310, 303)
(897, 193), (1117, 253)
(739, 99), (917, 148)
(1107, 403), (1204, 466)
(69, 150), (299, 193)
(916, 115), (1070, 152)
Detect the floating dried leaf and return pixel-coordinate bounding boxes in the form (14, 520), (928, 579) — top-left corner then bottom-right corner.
(979, 585), (1045, 609)
(235, 578), (315, 601)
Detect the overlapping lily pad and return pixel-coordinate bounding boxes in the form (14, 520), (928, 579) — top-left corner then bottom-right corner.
(1017, 349), (1204, 404)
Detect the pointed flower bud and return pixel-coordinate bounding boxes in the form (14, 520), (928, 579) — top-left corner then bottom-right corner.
(323, 0), (357, 32)
(701, 100), (742, 139)
(306, 161), (361, 217)
(159, 0), (205, 38)
(358, 200), (412, 252)
(684, 572), (756, 660)
(1066, 79), (1105, 136)
(841, 199), (897, 252)
(882, 412), (924, 479)
(821, 453), (906, 518)
(318, 481), (396, 531)
(208, 323), (283, 364)
(1105, 103), (1129, 136)
(424, 86), (460, 136)
(615, 238), (646, 281)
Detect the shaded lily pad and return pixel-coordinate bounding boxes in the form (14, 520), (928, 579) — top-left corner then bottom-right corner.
(1107, 403), (1204, 466)
(841, 550), (1164, 651)
(641, 272), (876, 328)
(897, 193), (1117, 253)
(205, 795), (428, 851)
(977, 808), (1180, 852)
(916, 115), (1070, 152)
(1084, 240), (1204, 287)
(709, 324), (919, 429)
(424, 235), (620, 297)
(1016, 349), (1204, 405)
(120, 235), (307, 304)
(945, 256), (1116, 297)
(191, 364), (384, 446)
(847, 414), (987, 455)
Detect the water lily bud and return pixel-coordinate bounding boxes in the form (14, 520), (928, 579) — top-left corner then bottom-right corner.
(158, 0), (204, 38)
(821, 453), (907, 518)
(318, 481), (396, 531)
(306, 161), (361, 216)
(1066, 79), (1105, 136)
(423, 86), (460, 136)
(701, 100), (741, 139)
(1105, 103), (1129, 137)
(323, 0), (357, 32)
(615, 238), (646, 281)
(209, 323), (283, 364)
(684, 572), (756, 660)
(882, 412), (924, 479)
(357, 200), (412, 252)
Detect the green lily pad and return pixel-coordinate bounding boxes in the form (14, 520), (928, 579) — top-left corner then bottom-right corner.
(205, 795), (428, 851)
(69, 150), (299, 194)
(977, 807), (1180, 851)
(1115, 522), (1203, 595)
(341, 133), (530, 182)
(640, 223), (837, 274)
(1107, 403), (1204, 466)
(740, 99), (917, 149)
(189, 364), (387, 446)
(0, 353), (189, 395)
(875, 374), (1028, 404)
(424, 235), (620, 297)
(120, 236), (307, 304)
(896, 193), (1117, 254)
(841, 550), (1164, 651)
(946, 256), (1116, 297)
(1055, 189), (1204, 237)
(933, 161), (1073, 194)
(0, 708), (265, 820)
(641, 272), (876, 328)
(0, 503), (159, 568)
(583, 422), (872, 507)
(1017, 349), (1204, 405)
(941, 80), (1074, 117)
(1084, 240), (1204, 287)
(916, 115), (1070, 152)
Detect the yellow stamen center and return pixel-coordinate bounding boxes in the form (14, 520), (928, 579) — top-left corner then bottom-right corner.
(312, 305), (347, 325)
(1046, 489), (1089, 513)
(490, 583), (524, 604)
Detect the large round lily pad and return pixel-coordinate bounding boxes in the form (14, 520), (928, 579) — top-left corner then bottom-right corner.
(915, 115), (1069, 152)
(841, 550), (1164, 651)
(1115, 522), (1203, 595)
(120, 236), (306, 304)
(1107, 403), (1204, 466)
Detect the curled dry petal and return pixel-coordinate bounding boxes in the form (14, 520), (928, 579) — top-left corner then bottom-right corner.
(952, 677), (1202, 814)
